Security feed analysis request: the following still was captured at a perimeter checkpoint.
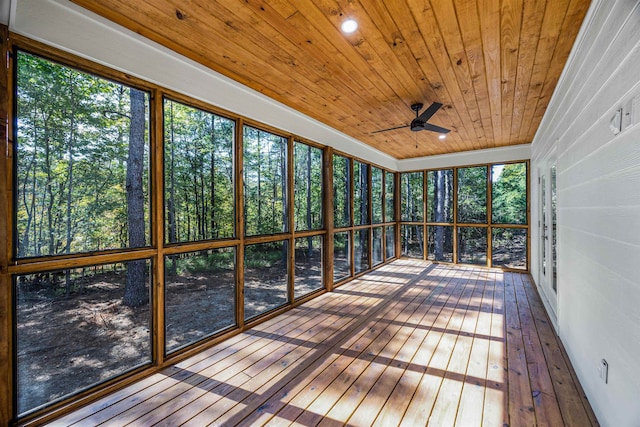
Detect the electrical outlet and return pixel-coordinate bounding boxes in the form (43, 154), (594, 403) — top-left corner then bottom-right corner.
(598, 359), (608, 384)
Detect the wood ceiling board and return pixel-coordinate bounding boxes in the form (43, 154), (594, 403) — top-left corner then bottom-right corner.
(70, 0), (590, 159)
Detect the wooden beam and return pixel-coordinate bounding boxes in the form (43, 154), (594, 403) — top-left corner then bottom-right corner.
(323, 147), (334, 292)
(0, 23), (13, 427)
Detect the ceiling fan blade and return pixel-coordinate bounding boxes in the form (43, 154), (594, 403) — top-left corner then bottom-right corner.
(417, 102), (443, 122)
(422, 123), (450, 134)
(370, 124), (410, 134)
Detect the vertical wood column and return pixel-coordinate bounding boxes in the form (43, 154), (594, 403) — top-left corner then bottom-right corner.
(323, 148), (334, 292)
(0, 25), (13, 427)
(452, 167), (458, 264)
(394, 172), (401, 260)
(348, 158), (354, 277)
(487, 164), (493, 267)
(235, 119), (245, 328)
(423, 171), (428, 260)
(367, 163), (372, 268)
(287, 136), (295, 304)
(526, 160), (531, 272)
(151, 89), (165, 364)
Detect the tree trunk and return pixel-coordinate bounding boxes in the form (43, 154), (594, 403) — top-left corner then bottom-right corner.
(167, 101), (177, 274)
(210, 115), (216, 238)
(124, 88), (147, 308)
(257, 132), (262, 234)
(435, 170), (444, 260)
(344, 158), (350, 225)
(306, 145), (313, 256)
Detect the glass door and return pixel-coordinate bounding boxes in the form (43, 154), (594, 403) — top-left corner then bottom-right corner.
(539, 162), (558, 316)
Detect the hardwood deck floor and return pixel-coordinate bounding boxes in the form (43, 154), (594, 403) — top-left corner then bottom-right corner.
(45, 260), (598, 426)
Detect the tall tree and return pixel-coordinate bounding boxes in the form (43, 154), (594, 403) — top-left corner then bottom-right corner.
(124, 88), (147, 307)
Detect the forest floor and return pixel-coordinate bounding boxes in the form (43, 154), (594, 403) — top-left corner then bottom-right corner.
(16, 261), (322, 415)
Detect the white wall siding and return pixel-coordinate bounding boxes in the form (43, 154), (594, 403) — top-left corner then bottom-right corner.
(531, 1), (640, 425)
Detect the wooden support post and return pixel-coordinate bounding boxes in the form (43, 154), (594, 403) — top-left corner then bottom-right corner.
(452, 167), (458, 264)
(151, 89), (165, 364)
(423, 170), (428, 260)
(323, 148), (334, 292)
(349, 158), (354, 277)
(287, 136), (295, 304)
(394, 172), (401, 260)
(235, 119), (245, 328)
(0, 24), (13, 427)
(487, 164), (493, 268)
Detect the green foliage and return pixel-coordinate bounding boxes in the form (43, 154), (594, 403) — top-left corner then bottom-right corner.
(243, 126), (288, 236)
(164, 99), (235, 243)
(244, 241), (287, 269)
(457, 166), (487, 223)
(427, 169), (453, 223)
(401, 172), (424, 221)
(294, 142), (322, 231)
(169, 249), (235, 275)
(333, 154), (350, 228)
(492, 163), (527, 224)
(371, 167), (383, 223)
(353, 161), (369, 225)
(385, 171), (395, 222)
(16, 51), (150, 257)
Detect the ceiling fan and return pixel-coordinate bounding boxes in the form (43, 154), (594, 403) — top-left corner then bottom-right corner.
(372, 102), (450, 135)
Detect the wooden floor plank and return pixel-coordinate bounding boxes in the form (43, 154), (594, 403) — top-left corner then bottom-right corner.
(513, 272), (564, 426)
(370, 267), (464, 427)
(482, 270), (509, 426)
(454, 269), (492, 426)
(399, 267), (476, 426)
(40, 261), (598, 427)
(504, 271), (537, 426)
(520, 274), (599, 426)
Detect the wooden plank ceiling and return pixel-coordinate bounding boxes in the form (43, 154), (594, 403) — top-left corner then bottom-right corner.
(71, 0), (590, 159)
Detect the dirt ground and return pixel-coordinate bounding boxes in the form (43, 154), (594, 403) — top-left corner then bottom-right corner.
(16, 258), (322, 415)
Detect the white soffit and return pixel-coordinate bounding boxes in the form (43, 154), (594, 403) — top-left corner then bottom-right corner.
(396, 143), (531, 171)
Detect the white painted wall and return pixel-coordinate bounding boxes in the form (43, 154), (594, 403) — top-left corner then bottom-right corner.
(531, 1), (640, 425)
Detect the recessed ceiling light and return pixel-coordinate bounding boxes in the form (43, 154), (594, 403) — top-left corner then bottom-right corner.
(341, 19), (358, 34)
(438, 134), (446, 140)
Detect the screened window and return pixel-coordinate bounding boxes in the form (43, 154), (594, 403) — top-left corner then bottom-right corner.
(294, 142), (322, 231)
(401, 172), (424, 221)
(165, 248), (236, 353)
(457, 227), (487, 265)
(295, 236), (323, 299)
(427, 169), (453, 223)
(244, 241), (289, 319)
(15, 260), (152, 415)
(428, 226), (454, 262)
(164, 99), (235, 243)
(385, 225), (396, 259)
(492, 163), (527, 224)
(333, 154), (351, 228)
(15, 51), (150, 257)
(492, 228), (527, 269)
(353, 161), (370, 225)
(385, 171), (395, 222)
(371, 167), (383, 224)
(354, 229), (370, 273)
(243, 126), (288, 236)
(457, 166), (487, 223)
(333, 231), (351, 282)
(401, 224), (423, 258)
(372, 226), (383, 266)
